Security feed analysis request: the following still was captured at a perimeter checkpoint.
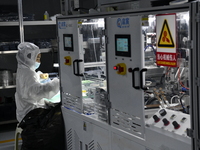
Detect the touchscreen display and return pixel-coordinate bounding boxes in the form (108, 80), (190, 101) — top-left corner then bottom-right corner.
(115, 35), (131, 57)
(64, 37), (72, 48)
(63, 34), (73, 51)
(116, 38), (128, 52)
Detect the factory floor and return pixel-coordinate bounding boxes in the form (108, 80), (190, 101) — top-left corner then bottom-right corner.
(0, 122), (22, 150)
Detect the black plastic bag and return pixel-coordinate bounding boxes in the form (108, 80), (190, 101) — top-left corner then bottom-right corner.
(19, 103), (65, 150)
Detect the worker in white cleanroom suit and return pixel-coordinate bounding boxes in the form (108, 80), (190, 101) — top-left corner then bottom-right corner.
(15, 42), (60, 122)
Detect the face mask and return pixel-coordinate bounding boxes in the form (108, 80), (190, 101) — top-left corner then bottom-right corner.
(34, 62), (40, 70)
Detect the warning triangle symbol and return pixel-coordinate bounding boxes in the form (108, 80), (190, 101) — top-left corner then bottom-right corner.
(158, 19), (175, 48)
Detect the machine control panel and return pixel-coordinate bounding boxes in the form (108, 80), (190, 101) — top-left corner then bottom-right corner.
(146, 108), (190, 137)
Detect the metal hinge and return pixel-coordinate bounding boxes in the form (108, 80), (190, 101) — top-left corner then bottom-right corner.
(102, 29), (106, 35)
(195, 77), (200, 86)
(105, 36), (109, 44)
(197, 139), (200, 148)
(57, 36), (60, 43)
(195, 13), (200, 22)
(187, 40), (193, 49)
(60, 86), (63, 93)
(106, 101), (111, 108)
(186, 128), (194, 138)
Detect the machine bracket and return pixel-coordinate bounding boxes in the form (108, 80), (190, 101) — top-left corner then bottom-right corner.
(186, 128), (194, 138)
(187, 40), (193, 49)
(197, 139), (200, 148)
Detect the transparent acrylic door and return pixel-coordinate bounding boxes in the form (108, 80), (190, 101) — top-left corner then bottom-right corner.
(144, 12), (191, 150)
(79, 19), (108, 122)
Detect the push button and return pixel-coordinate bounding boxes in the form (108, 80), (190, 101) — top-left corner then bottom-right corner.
(128, 68), (132, 72)
(64, 56), (71, 66)
(65, 59), (69, 63)
(159, 109), (167, 117)
(118, 66), (124, 73)
(113, 66), (118, 70)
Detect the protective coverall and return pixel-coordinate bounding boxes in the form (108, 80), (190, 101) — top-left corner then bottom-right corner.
(15, 42), (60, 122)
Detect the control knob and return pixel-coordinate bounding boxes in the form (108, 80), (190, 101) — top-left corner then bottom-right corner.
(172, 121), (180, 129)
(162, 118), (170, 126)
(153, 115), (160, 123)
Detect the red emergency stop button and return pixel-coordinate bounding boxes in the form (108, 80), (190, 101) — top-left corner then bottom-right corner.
(114, 63), (126, 75)
(64, 56), (71, 66)
(65, 59), (70, 64)
(118, 66), (124, 73)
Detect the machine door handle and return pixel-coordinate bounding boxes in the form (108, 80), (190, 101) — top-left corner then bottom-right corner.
(73, 59), (83, 77)
(140, 68), (148, 90)
(132, 67), (140, 89)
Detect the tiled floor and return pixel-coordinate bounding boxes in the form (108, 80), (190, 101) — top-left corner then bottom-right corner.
(0, 123), (22, 150)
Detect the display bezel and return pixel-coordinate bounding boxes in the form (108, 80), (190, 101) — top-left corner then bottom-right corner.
(63, 34), (74, 51)
(115, 34), (131, 57)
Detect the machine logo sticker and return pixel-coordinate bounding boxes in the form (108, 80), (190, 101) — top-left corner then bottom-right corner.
(58, 22), (73, 29)
(117, 18), (130, 28)
(58, 21), (67, 29)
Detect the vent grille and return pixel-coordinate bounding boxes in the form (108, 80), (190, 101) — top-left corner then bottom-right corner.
(63, 93), (82, 113)
(111, 109), (144, 138)
(74, 131), (80, 150)
(94, 88), (109, 122)
(67, 129), (72, 150)
(83, 102), (95, 115)
(97, 142), (102, 150)
(88, 140), (95, 150)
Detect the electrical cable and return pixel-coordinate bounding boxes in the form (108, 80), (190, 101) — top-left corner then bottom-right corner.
(160, 74), (165, 85)
(177, 51), (189, 90)
(170, 95), (180, 104)
(179, 94), (187, 113)
(145, 97), (159, 105)
(144, 45), (156, 55)
(165, 67), (171, 75)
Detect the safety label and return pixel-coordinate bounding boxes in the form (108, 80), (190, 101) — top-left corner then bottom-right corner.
(156, 13), (177, 67)
(158, 19), (175, 48)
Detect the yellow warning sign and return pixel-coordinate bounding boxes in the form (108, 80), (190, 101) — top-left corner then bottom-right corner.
(158, 19), (175, 48)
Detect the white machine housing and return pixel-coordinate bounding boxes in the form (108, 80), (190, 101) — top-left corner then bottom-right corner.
(56, 2), (200, 150)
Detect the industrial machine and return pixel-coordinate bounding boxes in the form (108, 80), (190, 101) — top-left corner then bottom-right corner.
(57, 1), (200, 150)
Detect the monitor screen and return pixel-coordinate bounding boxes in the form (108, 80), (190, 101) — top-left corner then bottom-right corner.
(115, 34), (131, 57)
(64, 37), (72, 48)
(63, 34), (73, 51)
(116, 38), (129, 52)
